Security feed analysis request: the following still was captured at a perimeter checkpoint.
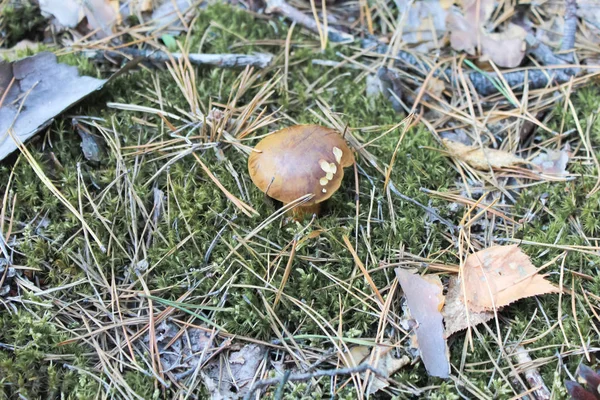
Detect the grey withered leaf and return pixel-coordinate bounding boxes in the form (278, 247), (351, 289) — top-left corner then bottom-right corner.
(0, 52), (140, 161)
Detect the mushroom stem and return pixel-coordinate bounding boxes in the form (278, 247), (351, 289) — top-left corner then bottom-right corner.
(286, 203), (321, 219)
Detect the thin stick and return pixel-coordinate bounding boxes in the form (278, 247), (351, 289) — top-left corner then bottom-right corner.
(510, 345), (551, 400)
(243, 363), (389, 400)
(84, 48), (274, 68)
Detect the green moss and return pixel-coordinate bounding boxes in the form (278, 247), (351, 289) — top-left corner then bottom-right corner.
(1, 2), (599, 399)
(0, 1), (46, 48)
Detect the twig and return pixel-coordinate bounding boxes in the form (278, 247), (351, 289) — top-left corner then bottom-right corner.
(362, 39), (580, 96)
(525, 34), (570, 66)
(510, 345), (551, 400)
(561, 0), (578, 55)
(84, 48), (274, 69)
(243, 363), (389, 400)
(264, 0), (354, 43)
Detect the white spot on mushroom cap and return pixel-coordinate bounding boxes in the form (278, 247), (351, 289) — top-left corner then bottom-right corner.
(319, 177), (328, 186)
(322, 188), (327, 193)
(333, 147), (343, 164)
(319, 159), (337, 175)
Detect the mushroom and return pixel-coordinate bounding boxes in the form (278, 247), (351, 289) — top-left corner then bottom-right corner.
(248, 124), (355, 218)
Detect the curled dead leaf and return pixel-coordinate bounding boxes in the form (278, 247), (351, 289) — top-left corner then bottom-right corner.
(346, 342), (410, 394)
(442, 276), (494, 336)
(447, 0), (527, 67)
(442, 138), (526, 170)
(532, 145), (572, 175)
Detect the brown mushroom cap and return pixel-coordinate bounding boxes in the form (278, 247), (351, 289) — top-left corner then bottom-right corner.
(248, 125), (354, 205)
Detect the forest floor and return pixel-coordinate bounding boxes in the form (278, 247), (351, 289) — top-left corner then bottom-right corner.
(1, 1), (600, 399)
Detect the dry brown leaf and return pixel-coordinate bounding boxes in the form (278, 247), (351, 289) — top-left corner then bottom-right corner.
(442, 276), (494, 336)
(447, 0), (526, 67)
(395, 0), (449, 51)
(426, 77), (446, 98)
(346, 342), (410, 394)
(443, 138), (526, 170)
(479, 24), (527, 68)
(463, 245), (559, 312)
(395, 268), (450, 378)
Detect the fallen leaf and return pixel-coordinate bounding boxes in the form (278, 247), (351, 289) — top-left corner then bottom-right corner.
(395, 268), (450, 378)
(479, 24), (528, 68)
(447, 0), (527, 67)
(202, 343), (266, 399)
(463, 245), (559, 312)
(442, 276), (494, 336)
(395, 0), (449, 51)
(151, 0), (195, 35)
(566, 364), (600, 400)
(459, 0), (496, 22)
(73, 119), (103, 162)
(442, 138), (526, 170)
(346, 342), (410, 394)
(532, 145), (572, 175)
(425, 77), (446, 98)
(148, 321), (216, 376)
(377, 67), (404, 112)
(84, 0), (119, 37)
(39, 0), (118, 37)
(0, 52), (137, 162)
(39, 0), (84, 28)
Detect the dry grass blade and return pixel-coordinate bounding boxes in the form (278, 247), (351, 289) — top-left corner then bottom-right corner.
(192, 153), (258, 217)
(6, 129), (105, 251)
(343, 235), (384, 305)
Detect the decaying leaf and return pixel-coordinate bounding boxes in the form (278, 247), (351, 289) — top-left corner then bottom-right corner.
(447, 0), (527, 67)
(39, 0), (118, 37)
(395, 0), (449, 51)
(73, 119), (103, 162)
(463, 245), (559, 312)
(395, 268), (450, 378)
(532, 145), (572, 175)
(151, 0), (195, 35)
(202, 343), (266, 399)
(442, 276), (494, 336)
(0, 52), (128, 161)
(149, 321), (265, 399)
(149, 321), (215, 378)
(425, 77), (446, 98)
(84, 0), (119, 37)
(0, 259), (15, 297)
(346, 342), (410, 394)
(39, 0), (84, 28)
(443, 138), (526, 170)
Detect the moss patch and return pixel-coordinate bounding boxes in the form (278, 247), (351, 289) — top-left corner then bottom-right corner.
(1, 3), (599, 399)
